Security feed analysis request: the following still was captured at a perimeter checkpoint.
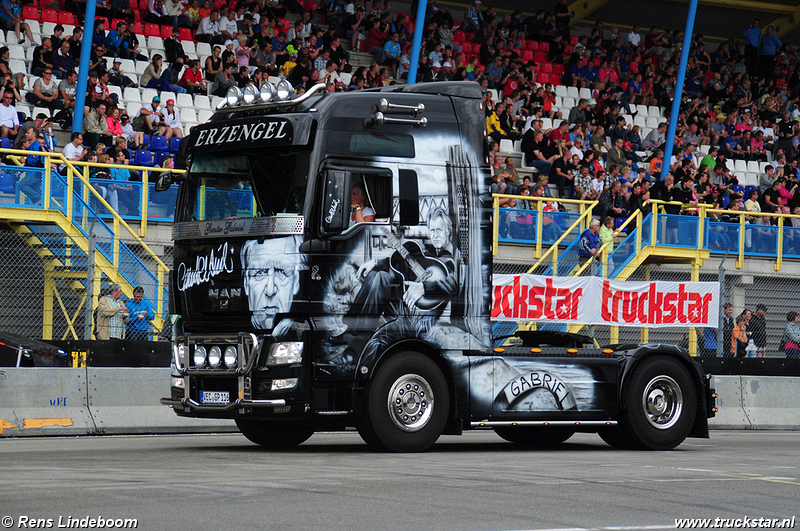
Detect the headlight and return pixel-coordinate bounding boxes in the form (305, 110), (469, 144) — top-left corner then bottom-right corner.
(226, 86), (242, 107)
(266, 342), (303, 365)
(260, 82), (276, 102)
(224, 346), (238, 368)
(275, 80), (293, 100)
(177, 343), (186, 366)
(208, 346), (222, 368)
(193, 346), (207, 368)
(242, 83), (259, 104)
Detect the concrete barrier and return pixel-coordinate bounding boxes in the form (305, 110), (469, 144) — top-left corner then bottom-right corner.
(739, 376), (800, 429)
(1, 370), (798, 436)
(0, 368), (235, 437)
(708, 375), (750, 429)
(710, 375), (800, 430)
(0, 368), (96, 437)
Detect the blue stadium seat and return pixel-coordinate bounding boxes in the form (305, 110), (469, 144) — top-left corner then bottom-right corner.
(168, 136), (181, 153)
(0, 137), (10, 149)
(149, 135), (169, 152)
(154, 150), (171, 166)
(722, 195), (730, 208)
(731, 184), (744, 195)
(134, 149), (154, 167)
(745, 185), (758, 198)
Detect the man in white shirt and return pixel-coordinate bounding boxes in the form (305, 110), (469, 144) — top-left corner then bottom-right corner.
(63, 132), (87, 161)
(0, 89), (19, 139)
(627, 25), (641, 50)
(219, 6), (239, 41)
(196, 9), (224, 45)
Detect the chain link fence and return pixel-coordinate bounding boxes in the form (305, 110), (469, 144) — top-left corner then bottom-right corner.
(0, 230), (170, 341)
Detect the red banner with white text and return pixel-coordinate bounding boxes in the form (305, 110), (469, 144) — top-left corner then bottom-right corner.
(492, 275), (719, 328)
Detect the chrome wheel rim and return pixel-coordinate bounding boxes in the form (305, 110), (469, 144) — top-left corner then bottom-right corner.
(642, 375), (683, 430)
(387, 374), (434, 432)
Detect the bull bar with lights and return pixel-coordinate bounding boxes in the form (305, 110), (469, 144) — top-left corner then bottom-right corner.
(160, 332), (306, 414)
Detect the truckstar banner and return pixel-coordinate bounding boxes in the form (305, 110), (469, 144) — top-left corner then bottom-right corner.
(492, 275), (720, 328)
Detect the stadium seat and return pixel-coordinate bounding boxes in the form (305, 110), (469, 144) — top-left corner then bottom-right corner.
(149, 135), (169, 151)
(499, 139), (514, 153)
(747, 161), (761, 173)
(527, 40), (538, 51)
(745, 185), (758, 198)
(179, 27), (193, 41)
(731, 185), (744, 195)
(176, 93), (193, 108)
(193, 95), (211, 110)
(144, 23), (160, 38)
(181, 108), (197, 123)
(168, 136), (181, 152)
(23, 6), (40, 21)
(734, 160), (748, 173)
(160, 26), (172, 39)
(134, 149), (154, 166)
(95, 16), (110, 29)
(154, 150), (171, 166)
(0, 137), (10, 149)
(195, 41), (211, 56)
(541, 62), (553, 73)
(147, 35), (165, 50)
(41, 9), (57, 23)
(57, 11), (75, 25)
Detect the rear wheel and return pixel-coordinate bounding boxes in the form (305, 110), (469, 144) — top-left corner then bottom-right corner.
(235, 419), (315, 448)
(494, 426), (575, 447)
(616, 355), (697, 450)
(358, 352), (449, 452)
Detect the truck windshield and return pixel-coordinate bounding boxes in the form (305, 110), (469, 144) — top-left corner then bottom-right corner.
(183, 149), (311, 222)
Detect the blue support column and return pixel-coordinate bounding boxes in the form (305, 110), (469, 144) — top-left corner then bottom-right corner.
(660, 0), (699, 181)
(406, 0), (428, 85)
(71, 1), (98, 135)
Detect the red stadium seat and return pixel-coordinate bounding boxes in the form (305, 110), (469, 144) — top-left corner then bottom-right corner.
(534, 51), (546, 63)
(454, 30), (465, 42)
(276, 18), (290, 31)
(553, 63), (565, 75)
(131, 20), (144, 33)
(95, 16), (110, 29)
(144, 23), (160, 37)
(179, 27), (193, 41)
(41, 8), (58, 23)
(23, 6), (40, 21)
(522, 49), (533, 61)
(527, 40), (538, 51)
(460, 42), (471, 54)
(537, 72), (551, 84)
(564, 44), (573, 54)
(160, 25), (172, 38)
(570, 35), (579, 45)
(57, 10), (74, 25)
(542, 62), (553, 73)
(539, 41), (549, 52)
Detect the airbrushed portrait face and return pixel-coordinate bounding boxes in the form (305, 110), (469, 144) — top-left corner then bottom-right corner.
(241, 236), (303, 330)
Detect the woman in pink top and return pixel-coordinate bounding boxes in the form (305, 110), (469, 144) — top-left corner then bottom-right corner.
(106, 107), (123, 140)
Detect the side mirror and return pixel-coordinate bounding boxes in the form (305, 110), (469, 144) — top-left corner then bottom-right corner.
(154, 171), (182, 192)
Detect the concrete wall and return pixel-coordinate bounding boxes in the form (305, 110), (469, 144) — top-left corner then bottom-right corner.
(1, 370), (796, 437)
(0, 367), (235, 437)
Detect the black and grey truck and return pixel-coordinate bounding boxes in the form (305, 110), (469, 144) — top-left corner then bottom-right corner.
(158, 81), (715, 452)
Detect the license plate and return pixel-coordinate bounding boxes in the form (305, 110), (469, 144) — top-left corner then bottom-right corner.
(200, 391), (230, 404)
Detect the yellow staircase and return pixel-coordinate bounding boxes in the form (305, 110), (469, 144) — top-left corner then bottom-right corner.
(0, 149), (173, 340)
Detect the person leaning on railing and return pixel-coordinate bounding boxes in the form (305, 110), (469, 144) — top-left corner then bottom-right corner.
(783, 311), (800, 359)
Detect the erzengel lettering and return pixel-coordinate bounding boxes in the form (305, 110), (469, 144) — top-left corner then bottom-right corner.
(194, 120), (288, 147)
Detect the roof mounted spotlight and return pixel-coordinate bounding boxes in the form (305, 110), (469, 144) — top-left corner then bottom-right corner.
(260, 82), (276, 103)
(276, 80), (293, 101)
(242, 84), (259, 104)
(225, 86), (243, 107)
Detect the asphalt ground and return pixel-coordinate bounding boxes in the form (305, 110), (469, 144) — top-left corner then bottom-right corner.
(1, 430), (797, 531)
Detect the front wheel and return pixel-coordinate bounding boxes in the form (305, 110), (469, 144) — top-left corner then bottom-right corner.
(358, 352), (450, 452)
(235, 419), (315, 448)
(494, 426), (575, 446)
(616, 355), (697, 450)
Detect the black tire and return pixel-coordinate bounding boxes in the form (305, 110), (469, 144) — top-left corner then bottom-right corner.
(617, 355), (697, 450)
(494, 426), (575, 446)
(358, 352), (449, 452)
(235, 419), (315, 448)
(597, 426), (634, 449)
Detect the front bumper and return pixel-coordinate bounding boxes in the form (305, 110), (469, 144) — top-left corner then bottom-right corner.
(160, 396), (286, 412)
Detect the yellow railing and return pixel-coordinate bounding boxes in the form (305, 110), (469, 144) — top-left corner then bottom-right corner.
(0, 148), (185, 321)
